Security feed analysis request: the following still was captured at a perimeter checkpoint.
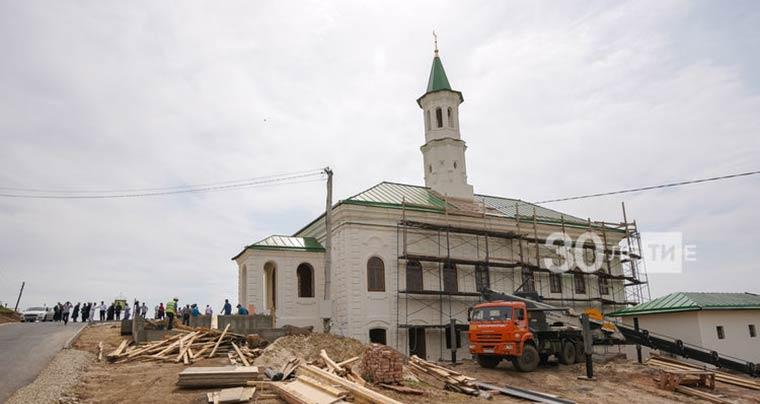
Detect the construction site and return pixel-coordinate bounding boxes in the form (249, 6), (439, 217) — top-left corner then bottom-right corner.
(3, 3), (760, 404)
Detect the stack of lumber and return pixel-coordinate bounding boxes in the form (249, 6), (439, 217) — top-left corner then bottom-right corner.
(656, 369), (715, 391)
(408, 355), (479, 395)
(177, 366), (261, 387)
(107, 324), (260, 366)
(647, 355), (760, 390)
(360, 343), (403, 384)
(206, 387), (255, 403)
(288, 364), (403, 404)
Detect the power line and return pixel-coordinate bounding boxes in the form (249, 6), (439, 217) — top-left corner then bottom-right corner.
(0, 168), (324, 194)
(0, 170), (326, 199)
(534, 169), (760, 204)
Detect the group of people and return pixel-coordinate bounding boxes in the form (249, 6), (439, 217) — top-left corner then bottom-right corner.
(160, 298), (252, 330)
(46, 298), (253, 329)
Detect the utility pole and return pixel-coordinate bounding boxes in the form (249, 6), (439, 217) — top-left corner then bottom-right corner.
(322, 167), (333, 332)
(14, 281), (25, 312)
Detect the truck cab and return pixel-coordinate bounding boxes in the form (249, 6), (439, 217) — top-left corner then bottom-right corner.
(468, 301), (539, 371)
(468, 299), (583, 372)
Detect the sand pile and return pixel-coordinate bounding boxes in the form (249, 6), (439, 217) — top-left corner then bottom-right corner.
(253, 333), (367, 369)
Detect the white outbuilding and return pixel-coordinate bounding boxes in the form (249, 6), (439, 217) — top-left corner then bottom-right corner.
(611, 292), (760, 362)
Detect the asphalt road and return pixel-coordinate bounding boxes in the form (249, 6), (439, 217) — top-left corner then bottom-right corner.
(0, 321), (85, 403)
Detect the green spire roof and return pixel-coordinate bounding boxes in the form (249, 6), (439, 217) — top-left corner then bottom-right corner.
(426, 55), (452, 92)
(418, 52), (464, 106)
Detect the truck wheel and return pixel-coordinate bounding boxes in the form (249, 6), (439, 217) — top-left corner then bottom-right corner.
(559, 341), (576, 365)
(512, 344), (540, 372)
(574, 341), (585, 363)
(476, 355), (501, 369)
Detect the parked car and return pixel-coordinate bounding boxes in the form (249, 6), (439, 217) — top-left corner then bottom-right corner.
(21, 306), (54, 322)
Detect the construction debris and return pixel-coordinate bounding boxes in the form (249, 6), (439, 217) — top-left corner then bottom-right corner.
(408, 355), (479, 396)
(409, 355), (576, 403)
(295, 363), (403, 404)
(360, 343), (403, 384)
(646, 355), (760, 390)
(177, 366), (261, 388)
(106, 327), (259, 366)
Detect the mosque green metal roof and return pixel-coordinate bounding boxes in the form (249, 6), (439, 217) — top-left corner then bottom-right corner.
(343, 181), (595, 228)
(232, 235), (324, 260)
(609, 292), (760, 317)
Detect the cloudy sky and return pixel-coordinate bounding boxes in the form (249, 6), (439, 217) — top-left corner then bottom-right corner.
(1, 1), (758, 311)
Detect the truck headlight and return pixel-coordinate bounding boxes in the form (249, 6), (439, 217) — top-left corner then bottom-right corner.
(503, 343), (514, 351)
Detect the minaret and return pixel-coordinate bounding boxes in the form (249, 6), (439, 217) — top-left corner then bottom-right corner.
(417, 38), (474, 200)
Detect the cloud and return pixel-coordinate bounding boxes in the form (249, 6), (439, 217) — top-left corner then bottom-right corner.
(1, 1), (758, 309)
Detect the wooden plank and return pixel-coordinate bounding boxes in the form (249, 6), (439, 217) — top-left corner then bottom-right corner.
(336, 357), (359, 368)
(176, 333), (200, 362)
(298, 364), (403, 404)
(379, 384), (424, 395)
(231, 342), (250, 367)
(296, 374), (348, 397)
(674, 386), (732, 404)
(209, 324), (231, 358)
(320, 349), (343, 374)
(109, 339), (129, 357)
(269, 380), (345, 404)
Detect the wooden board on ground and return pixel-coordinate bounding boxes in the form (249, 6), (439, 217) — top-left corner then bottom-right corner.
(206, 387), (255, 403)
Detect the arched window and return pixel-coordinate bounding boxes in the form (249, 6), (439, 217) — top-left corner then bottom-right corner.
(406, 260), (423, 292)
(367, 257), (385, 291)
(297, 263), (314, 298)
(369, 328), (387, 344)
(435, 107), (443, 128)
(447, 107), (453, 127)
(443, 262), (457, 292)
(425, 110), (431, 131)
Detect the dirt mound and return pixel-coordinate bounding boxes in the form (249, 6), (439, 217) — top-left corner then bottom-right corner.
(253, 333), (366, 369)
(0, 307), (21, 323)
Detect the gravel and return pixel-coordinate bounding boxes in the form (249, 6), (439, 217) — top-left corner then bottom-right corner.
(6, 348), (94, 404)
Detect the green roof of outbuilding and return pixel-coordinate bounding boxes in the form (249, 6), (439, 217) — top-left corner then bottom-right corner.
(231, 235), (324, 260)
(343, 181), (595, 228)
(609, 292), (760, 317)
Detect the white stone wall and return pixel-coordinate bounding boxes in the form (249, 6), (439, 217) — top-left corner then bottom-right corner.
(234, 249), (324, 330)
(696, 310), (760, 362)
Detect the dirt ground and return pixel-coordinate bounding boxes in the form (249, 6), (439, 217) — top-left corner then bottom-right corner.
(0, 307), (21, 323)
(66, 325), (760, 404)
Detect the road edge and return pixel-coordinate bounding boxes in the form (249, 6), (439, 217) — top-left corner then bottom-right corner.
(64, 323), (89, 349)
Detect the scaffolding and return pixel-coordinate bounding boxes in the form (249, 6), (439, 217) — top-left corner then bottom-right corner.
(395, 198), (650, 359)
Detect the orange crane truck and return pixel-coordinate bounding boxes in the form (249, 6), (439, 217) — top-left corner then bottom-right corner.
(467, 290), (586, 372)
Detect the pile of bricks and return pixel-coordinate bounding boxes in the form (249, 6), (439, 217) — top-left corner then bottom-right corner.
(360, 343), (404, 384)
